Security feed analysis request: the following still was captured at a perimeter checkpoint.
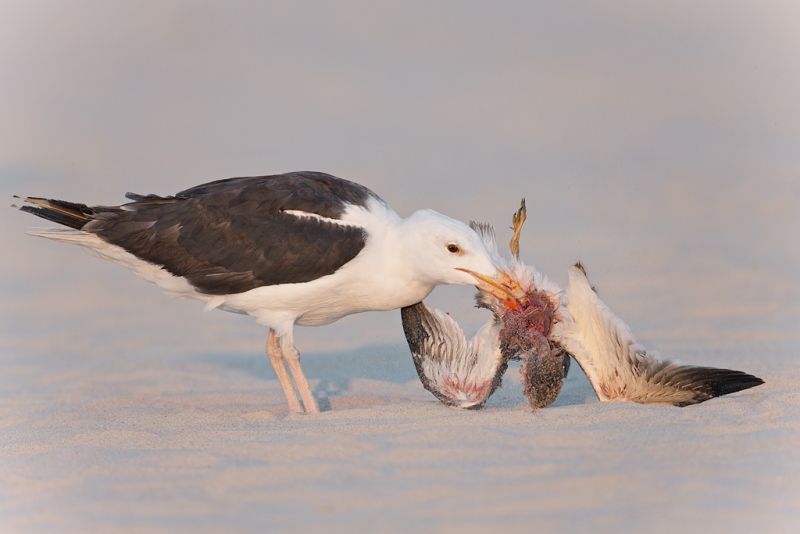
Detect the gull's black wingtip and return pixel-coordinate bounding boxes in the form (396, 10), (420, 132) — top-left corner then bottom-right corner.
(17, 197), (95, 230)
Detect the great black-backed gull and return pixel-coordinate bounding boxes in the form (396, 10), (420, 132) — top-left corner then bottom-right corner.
(18, 171), (502, 413)
(402, 202), (764, 409)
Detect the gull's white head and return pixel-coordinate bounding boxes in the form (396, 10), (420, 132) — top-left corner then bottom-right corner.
(400, 209), (499, 287)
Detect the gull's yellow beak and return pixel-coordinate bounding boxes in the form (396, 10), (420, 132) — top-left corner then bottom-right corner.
(456, 268), (526, 310)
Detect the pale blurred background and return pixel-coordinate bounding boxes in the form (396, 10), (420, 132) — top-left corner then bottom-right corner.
(2, 3), (800, 532)
(2, 0), (798, 361)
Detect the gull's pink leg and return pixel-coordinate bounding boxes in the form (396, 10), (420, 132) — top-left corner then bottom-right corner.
(266, 330), (303, 413)
(280, 333), (320, 414)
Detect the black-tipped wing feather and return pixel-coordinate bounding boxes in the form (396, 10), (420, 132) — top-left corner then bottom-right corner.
(648, 365), (764, 407)
(556, 264), (764, 406)
(21, 172), (378, 295)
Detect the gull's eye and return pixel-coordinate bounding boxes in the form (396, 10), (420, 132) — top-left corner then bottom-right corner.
(447, 244), (461, 254)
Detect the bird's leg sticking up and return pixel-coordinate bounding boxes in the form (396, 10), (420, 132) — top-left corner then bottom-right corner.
(509, 199), (526, 262)
(266, 330), (303, 413)
(279, 332), (320, 414)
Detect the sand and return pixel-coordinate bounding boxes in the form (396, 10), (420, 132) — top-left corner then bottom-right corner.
(2, 325), (799, 533)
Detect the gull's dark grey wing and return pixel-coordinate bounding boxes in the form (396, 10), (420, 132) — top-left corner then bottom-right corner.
(401, 302), (505, 408)
(555, 264), (764, 406)
(21, 172), (380, 295)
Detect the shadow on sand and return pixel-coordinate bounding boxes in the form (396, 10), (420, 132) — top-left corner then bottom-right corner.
(194, 344), (419, 401)
(194, 344), (596, 410)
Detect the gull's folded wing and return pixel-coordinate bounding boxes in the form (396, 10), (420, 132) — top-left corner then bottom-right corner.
(554, 264), (764, 406)
(401, 302), (505, 408)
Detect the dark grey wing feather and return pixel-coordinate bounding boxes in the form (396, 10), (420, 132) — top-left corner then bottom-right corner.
(401, 302), (505, 408)
(174, 171), (375, 218)
(19, 197), (95, 230)
(23, 172), (379, 295)
(401, 302), (457, 405)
